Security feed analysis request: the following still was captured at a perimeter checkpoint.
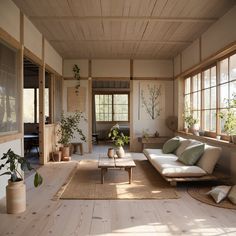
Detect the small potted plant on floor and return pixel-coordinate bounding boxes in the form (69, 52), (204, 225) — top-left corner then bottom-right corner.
(108, 124), (129, 158)
(57, 112), (86, 160)
(0, 149), (43, 214)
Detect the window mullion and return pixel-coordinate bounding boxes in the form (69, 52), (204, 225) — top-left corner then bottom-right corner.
(216, 61), (220, 134)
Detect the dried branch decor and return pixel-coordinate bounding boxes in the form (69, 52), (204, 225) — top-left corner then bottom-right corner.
(141, 85), (162, 120)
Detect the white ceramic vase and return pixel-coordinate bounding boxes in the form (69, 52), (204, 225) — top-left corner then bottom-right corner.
(116, 146), (125, 158)
(6, 179), (26, 214)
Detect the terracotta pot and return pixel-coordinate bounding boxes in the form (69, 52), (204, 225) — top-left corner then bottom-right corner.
(116, 146), (125, 158)
(61, 146), (70, 160)
(6, 179), (26, 214)
(107, 148), (114, 158)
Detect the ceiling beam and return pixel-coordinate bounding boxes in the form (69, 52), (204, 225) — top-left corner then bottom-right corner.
(50, 39), (191, 45)
(29, 16), (217, 23)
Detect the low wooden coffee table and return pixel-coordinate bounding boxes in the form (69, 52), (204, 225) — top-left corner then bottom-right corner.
(98, 157), (136, 184)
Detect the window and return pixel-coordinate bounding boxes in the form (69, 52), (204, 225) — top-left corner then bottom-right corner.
(184, 51), (236, 137)
(184, 74), (201, 129)
(23, 88), (49, 123)
(95, 94), (129, 122)
(203, 66), (216, 132)
(0, 41), (19, 135)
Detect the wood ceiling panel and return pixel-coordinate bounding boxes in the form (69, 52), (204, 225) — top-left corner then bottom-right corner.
(101, 0), (156, 16)
(13, 0), (236, 59)
(152, 0), (236, 18)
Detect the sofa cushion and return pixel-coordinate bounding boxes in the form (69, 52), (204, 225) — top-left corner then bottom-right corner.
(178, 144), (205, 165)
(162, 137), (180, 154)
(207, 185), (231, 203)
(143, 148), (206, 177)
(228, 185), (236, 205)
(196, 145), (222, 174)
(175, 138), (202, 157)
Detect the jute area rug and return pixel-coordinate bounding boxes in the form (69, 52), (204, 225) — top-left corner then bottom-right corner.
(188, 186), (236, 210)
(55, 159), (179, 200)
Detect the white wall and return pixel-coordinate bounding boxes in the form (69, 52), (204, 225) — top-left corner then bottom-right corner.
(182, 39), (200, 72)
(134, 60), (173, 78)
(44, 40), (63, 75)
(0, 139), (22, 199)
(174, 5), (236, 76)
(202, 5), (236, 60)
(131, 80), (174, 151)
(62, 80), (89, 153)
(63, 59), (89, 77)
(92, 60), (130, 77)
(24, 16), (42, 59)
(0, 0), (20, 42)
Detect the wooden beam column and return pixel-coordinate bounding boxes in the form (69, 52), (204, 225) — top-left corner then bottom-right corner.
(88, 60), (92, 153)
(129, 59), (134, 151)
(39, 38), (46, 164)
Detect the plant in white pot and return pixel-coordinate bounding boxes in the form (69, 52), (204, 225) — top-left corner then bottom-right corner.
(0, 149), (43, 214)
(57, 112), (86, 160)
(108, 124), (129, 158)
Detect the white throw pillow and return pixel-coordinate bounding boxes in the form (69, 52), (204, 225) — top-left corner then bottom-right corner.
(207, 185), (231, 203)
(197, 145), (222, 174)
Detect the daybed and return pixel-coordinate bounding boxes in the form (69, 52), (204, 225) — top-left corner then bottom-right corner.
(143, 137), (223, 186)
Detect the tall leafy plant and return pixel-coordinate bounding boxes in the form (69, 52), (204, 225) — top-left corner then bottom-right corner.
(57, 112), (86, 146)
(0, 149), (43, 187)
(73, 64), (80, 95)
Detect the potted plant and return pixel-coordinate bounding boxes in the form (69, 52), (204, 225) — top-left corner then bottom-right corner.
(219, 94), (236, 143)
(0, 149), (43, 214)
(108, 124), (129, 158)
(183, 105), (198, 134)
(57, 112), (86, 160)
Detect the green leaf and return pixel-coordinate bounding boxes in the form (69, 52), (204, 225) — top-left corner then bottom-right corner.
(34, 172), (43, 187)
(0, 171), (11, 176)
(21, 162), (28, 171)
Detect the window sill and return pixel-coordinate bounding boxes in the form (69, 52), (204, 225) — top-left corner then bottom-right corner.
(175, 131), (236, 149)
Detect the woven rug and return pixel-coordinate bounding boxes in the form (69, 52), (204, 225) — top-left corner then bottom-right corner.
(188, 186), (236, 210)
(54, 159), (179, 200)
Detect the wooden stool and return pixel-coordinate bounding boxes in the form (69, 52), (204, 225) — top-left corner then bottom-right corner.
(71, 142), (83, 155)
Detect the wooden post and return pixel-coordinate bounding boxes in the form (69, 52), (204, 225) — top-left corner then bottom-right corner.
(39, 37), (46, 164)
(88, 60), (92, 153)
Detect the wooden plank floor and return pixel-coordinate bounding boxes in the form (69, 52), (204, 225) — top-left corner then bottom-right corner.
(0, 150), (235, 236)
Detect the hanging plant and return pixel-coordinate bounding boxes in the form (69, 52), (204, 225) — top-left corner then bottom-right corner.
(73, 64), (80, 95)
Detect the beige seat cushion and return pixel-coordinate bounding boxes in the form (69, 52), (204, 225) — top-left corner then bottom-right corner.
(143, 148), (206, 178)
(197, 145), (222, 174)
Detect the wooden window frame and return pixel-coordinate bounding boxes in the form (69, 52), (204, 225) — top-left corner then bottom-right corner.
(183, 50), (236, 140)
(94, 92), (130, 123)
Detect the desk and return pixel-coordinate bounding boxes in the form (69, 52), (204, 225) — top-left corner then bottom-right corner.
(24, 134), (39, 156)
(138, 136), (170, 150)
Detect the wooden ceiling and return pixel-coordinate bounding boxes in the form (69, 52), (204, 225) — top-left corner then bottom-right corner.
(14, 0), (236, 59)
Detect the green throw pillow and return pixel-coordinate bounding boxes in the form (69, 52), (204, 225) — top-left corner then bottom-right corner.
(178, 143), (205, 165)
(163, 137), (180, 154)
